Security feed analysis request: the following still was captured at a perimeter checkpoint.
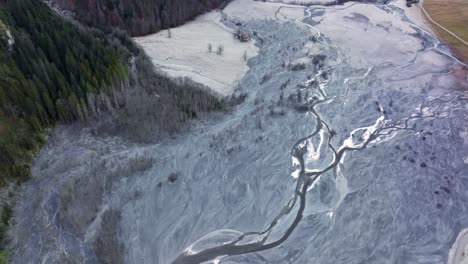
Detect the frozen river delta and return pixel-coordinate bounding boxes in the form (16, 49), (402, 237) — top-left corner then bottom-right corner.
(8, 0), (468, 263)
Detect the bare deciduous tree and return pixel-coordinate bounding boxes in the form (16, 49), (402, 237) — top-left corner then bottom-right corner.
(216, 44), (224, 55)
(85, 50), (225, 143)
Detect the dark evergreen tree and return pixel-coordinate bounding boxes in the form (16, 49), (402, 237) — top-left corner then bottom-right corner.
(0, 0), (127, 183)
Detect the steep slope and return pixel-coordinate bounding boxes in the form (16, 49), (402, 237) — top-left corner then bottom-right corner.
(0, 0), (127, 184)
(0, 0), (226, 185)
(0, 0), (126, 261)
(51, 0), (231, 36)
(0, 0), (225, 261)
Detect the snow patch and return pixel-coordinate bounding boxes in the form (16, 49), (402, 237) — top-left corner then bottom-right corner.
(6, 30), (14, 48)
(315, 3), (422, 68)
(0, 19), (14, 50)
(268, 0), (337, 5)
(224, 0), (305, 21)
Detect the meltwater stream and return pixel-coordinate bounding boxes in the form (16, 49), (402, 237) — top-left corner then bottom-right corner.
(172, 87), (362, 263)
(172, 58), (448, 264)
(7, 1), (468, 264)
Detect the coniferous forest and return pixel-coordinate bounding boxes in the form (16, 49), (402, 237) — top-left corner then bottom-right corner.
(0, 0), (127, 184)
(53, 0), (231, 36)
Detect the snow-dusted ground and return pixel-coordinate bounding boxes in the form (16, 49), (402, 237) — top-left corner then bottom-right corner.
(313, 2), (428, 67)
(391, 0), (433, 33)
(449, 228), (468, 264)
(133, 11), (258, 96)
(266, 0), (337, 5)
(224, 0), (305, 21)
(8, 0), (468, 264)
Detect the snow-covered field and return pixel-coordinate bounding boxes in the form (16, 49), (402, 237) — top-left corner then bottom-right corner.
(265, 0), (337, 5)
(134, 11), (258, 96)
(224, 0), (305, 21)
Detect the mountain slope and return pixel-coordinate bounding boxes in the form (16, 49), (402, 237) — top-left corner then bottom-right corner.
(0, 0), (127, 184)
(0, 0), (225, 262)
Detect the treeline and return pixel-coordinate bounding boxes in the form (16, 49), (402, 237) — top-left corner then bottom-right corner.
(0, 0), (127, 183)
(87, 50), (225, 142)
(0, 0), (127, 124)
(53, 0), (232, 36)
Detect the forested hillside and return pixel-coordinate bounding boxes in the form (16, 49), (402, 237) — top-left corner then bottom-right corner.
(52, 0), (231, 36)
(0, 0), (225, 184)
(0, 0), (127, 184)
(0, 0), (225, 261)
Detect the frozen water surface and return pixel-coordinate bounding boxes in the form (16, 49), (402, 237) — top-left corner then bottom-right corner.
(8, 0), (468, 263)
